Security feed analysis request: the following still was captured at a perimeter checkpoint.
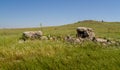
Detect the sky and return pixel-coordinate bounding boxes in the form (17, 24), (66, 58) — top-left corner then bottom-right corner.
(0, 0), (120, 28)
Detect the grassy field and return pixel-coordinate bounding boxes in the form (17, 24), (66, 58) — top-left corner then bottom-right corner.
(0, 20), (120, 70)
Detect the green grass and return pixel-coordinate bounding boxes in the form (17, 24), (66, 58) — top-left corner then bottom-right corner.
(0, 20), (120, 70)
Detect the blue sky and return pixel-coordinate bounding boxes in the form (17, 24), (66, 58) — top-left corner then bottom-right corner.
(0, 0), (120, 28)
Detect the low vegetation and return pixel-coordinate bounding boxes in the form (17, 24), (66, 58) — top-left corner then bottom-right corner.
(0, 20), (120, 70)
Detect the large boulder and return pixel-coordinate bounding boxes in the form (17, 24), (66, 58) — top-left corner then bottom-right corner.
(76, 27), (95, 40)
(22, 31), (43, 41)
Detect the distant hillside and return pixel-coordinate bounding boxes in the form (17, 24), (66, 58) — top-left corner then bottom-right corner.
(77, 20), (104, 23)
(0, 20), (120, 39)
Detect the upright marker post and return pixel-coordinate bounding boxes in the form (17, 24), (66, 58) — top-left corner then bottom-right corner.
(40, 23), (42, 31)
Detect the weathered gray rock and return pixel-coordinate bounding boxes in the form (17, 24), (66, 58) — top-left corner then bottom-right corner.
(22, 31), (43, 41)
(64, 35), (82, 44)
(76, 27), (95, 40)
